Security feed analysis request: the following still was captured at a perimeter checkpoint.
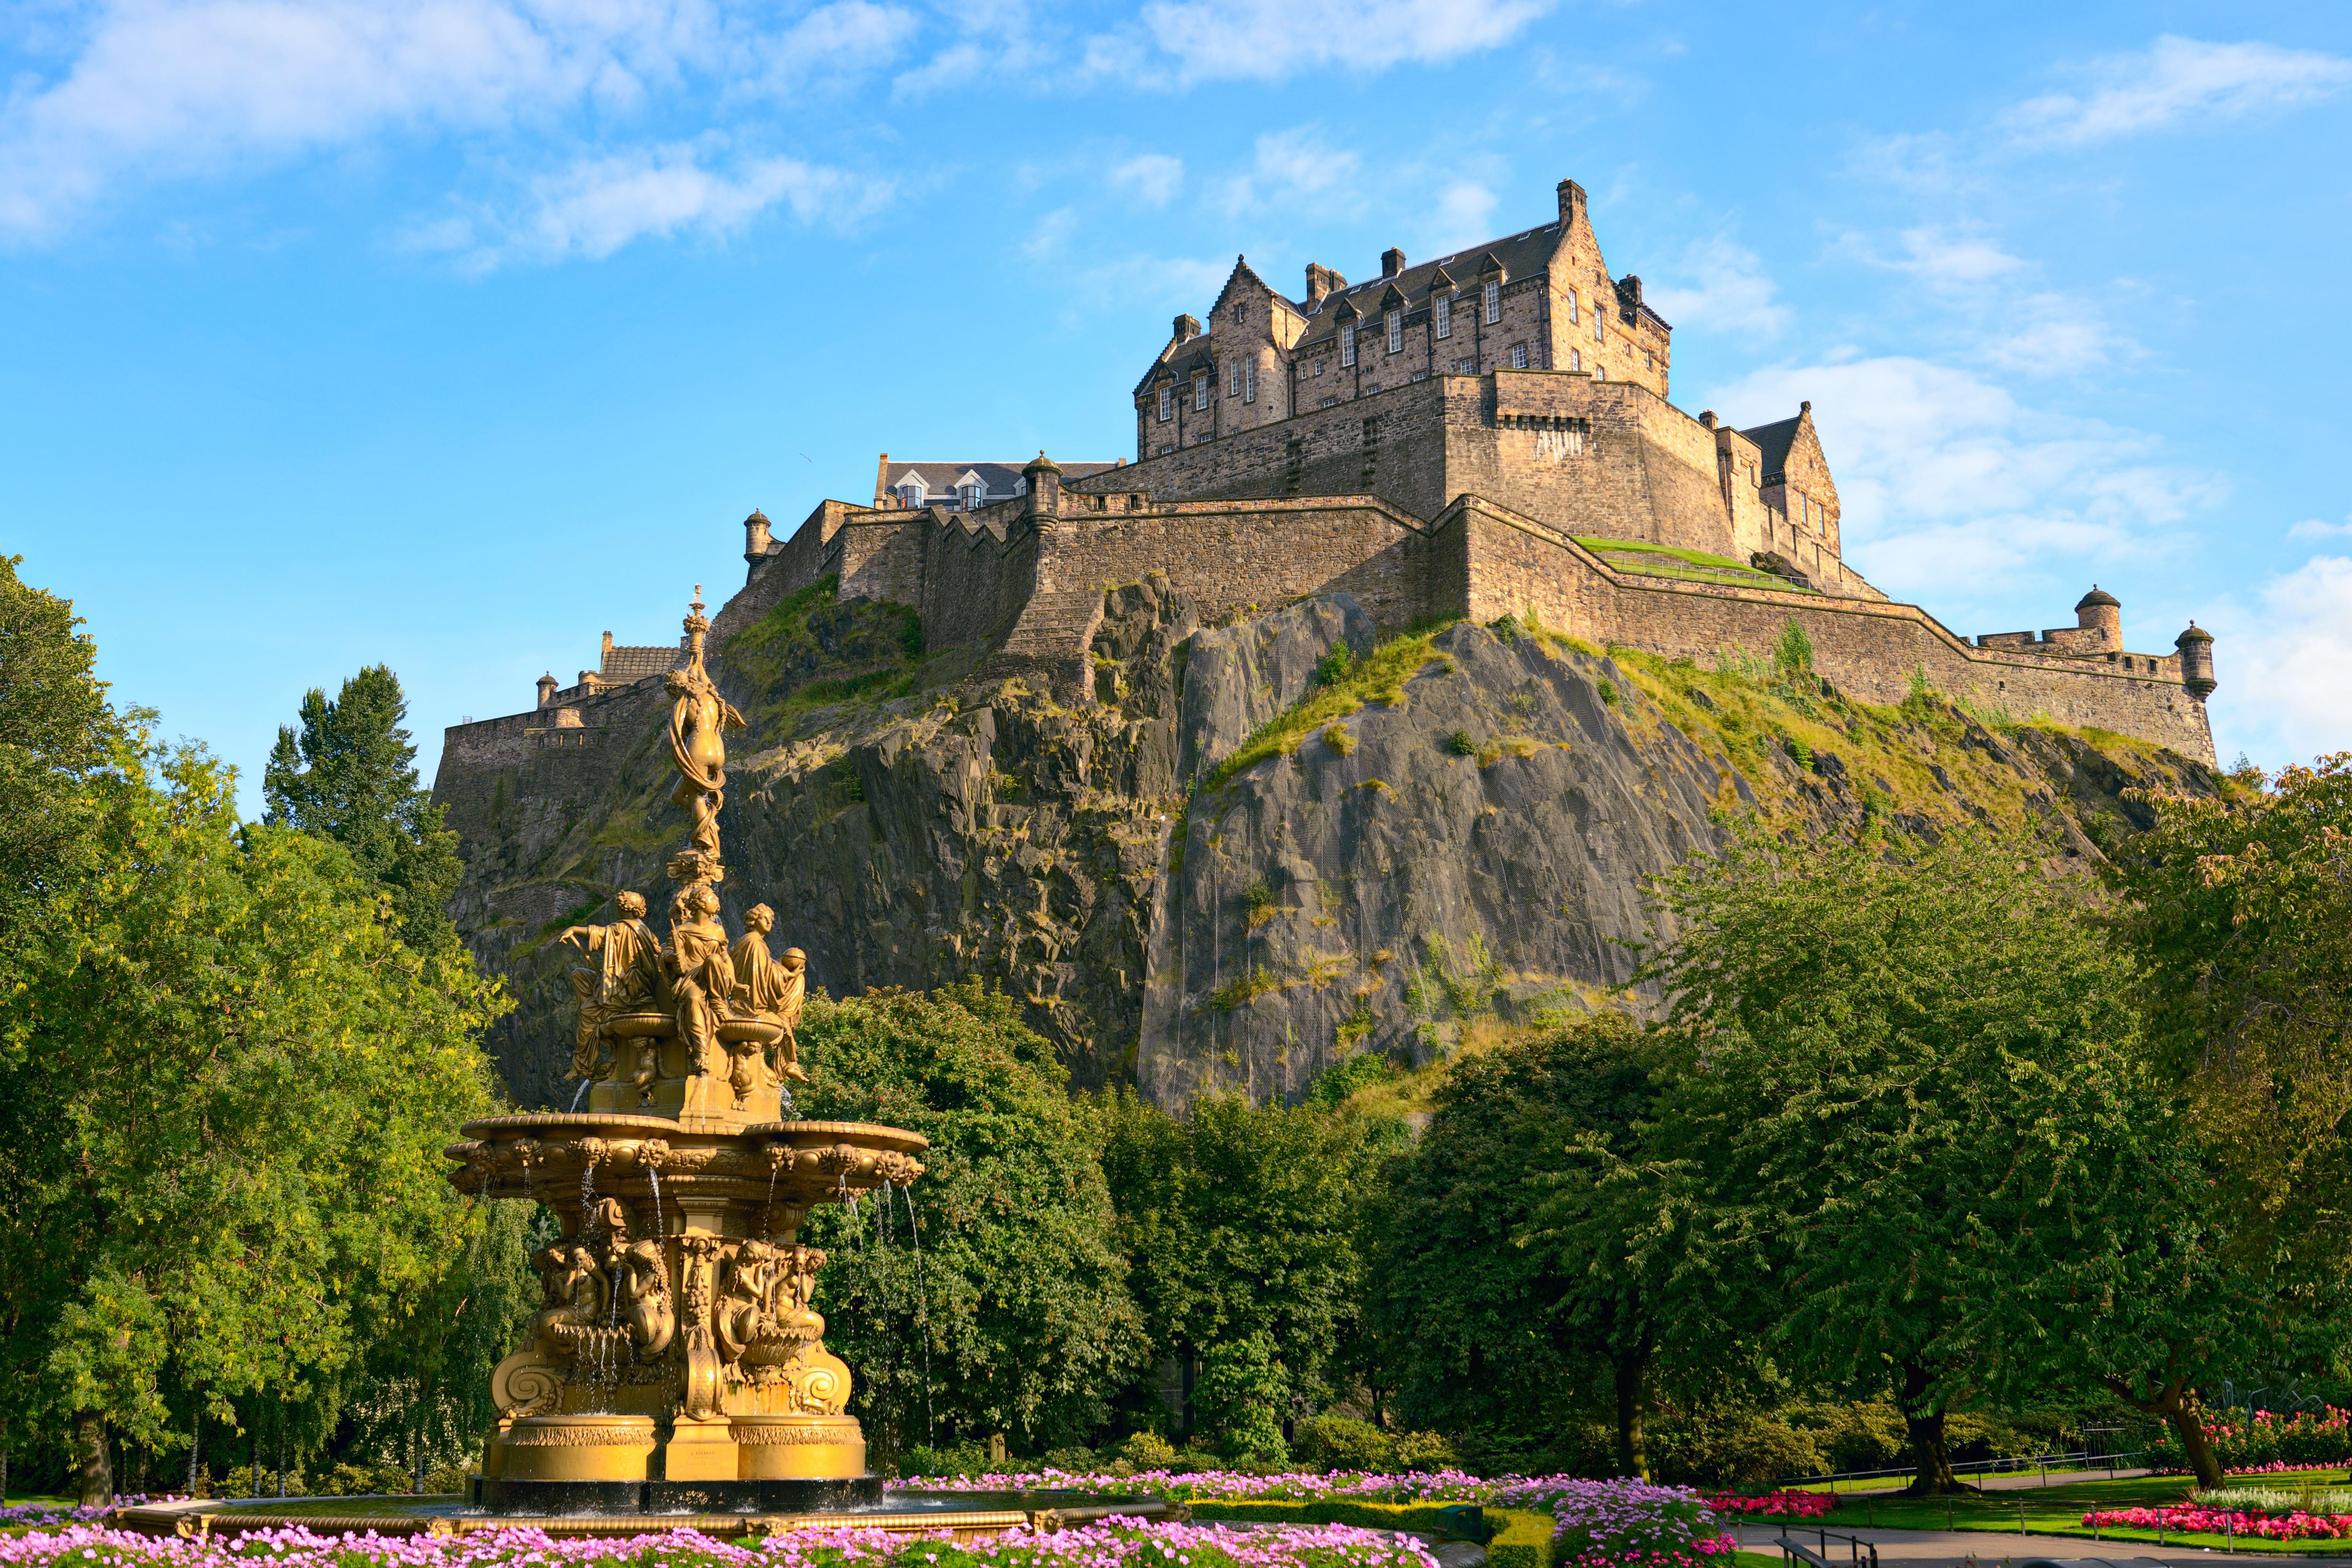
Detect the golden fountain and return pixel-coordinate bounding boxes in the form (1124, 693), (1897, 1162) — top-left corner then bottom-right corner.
(443, 589), (928, 1514)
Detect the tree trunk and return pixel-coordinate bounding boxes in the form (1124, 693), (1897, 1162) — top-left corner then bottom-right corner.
(1896, 1361), (1966, 1495)
(73, 1410), (112, 1507)
(1613, 1346), (1651, 1480)
(2166, 1397), (2224, 1490)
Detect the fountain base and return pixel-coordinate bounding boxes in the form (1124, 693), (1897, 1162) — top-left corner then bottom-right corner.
(477, 1474), (887, 1516)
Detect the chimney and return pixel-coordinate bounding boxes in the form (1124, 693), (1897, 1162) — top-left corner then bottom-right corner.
(1619, 274), (1643, 308)
(1304, 264), (1344, 307)
(1558, 178), (1586, 228)
(874, 452), (892, 508)
(600, 631), (614, 672)
(1698, 411), (1717, 429)
(1173, 313), (1201, 344)
(1023, 451), (1063, 518)
(1382, 247), (1406, 279)
(536, 672), (559, 710)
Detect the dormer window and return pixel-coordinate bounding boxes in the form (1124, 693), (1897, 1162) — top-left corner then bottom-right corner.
(898, 478), (924, 507)
(1435, 294), (1452, 339)
(1341, 323), (1356, 366)
(959, 481), (981, 510)
(1483, 280), (1500, 323)
(1386, 309), (1403, 353)
(1158, 387), (1173, 422)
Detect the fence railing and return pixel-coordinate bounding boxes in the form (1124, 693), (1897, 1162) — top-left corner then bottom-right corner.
(1773, 1527), (1880, 1568)
(1772, 1447), (2154, 1491)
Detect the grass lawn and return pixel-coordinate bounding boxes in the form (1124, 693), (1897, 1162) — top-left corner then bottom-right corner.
(1773, 1471), (2352, 1554)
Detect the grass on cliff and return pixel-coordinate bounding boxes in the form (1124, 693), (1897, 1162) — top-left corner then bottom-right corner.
(1203, 625), (1455, 793)
(722, 573), (927, 729)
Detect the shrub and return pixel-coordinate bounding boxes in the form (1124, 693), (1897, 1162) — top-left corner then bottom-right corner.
(1316, 646), (1357, 686)
(1120, 1430), (1179, 1469)
(1774, 620), (1814, 679)
(1446, 729), (1477, 756)
(1198, 1332), (1290, 1463)
(1293, 1415), (1396, 1471)
(1322, 721), (1357, 756)
(1597, 680), (1620, 707)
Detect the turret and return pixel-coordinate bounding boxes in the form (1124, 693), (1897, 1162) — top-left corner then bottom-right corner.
(743, 509), (772, 566)
(536, 672), (559, 710)
(1024, 451), (1063, 517)
(2075, 585), (2122, 651)
(2176, 622), (2216, 699)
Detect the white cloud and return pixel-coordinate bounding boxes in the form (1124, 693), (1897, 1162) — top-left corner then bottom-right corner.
(1110, 152), (1183, 207)
(408, 140), (885, 269)
(2288, 516), (2352, 541)
(1134, 0), (1553, 85)
(733, 2), (918, 96)
(2210, 554), (2352, 765)
(1884, 226), (2025, 286)
(1645, 236), (1787, 343)
(2007, 35), (2352, 147)
(1214, 125), (1355, 212)
(1022, 203), (1078, 260)
(1422, 180), (1497, 254)
(1707, 354), (2219, 613)
(0, 0), (725, 237)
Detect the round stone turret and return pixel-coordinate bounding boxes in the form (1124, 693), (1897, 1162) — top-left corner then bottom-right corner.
(744, 508), (773, 565)
(2175, 621), (2216, 699)
(536, 672), (560, 710)
(1023, 450), (1062, 516)
(2075, 584), (2122, 650)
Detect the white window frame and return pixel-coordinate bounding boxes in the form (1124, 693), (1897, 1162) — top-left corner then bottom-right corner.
(1435, 294), (1452, 339)
(1244, 360), (1257, 404)
(1386, 308), (1403, 354)
(1340, 323), (1356, 366)
(1228, 359), (1241, 398)
(1594, 364), (1606, 381)
(1511, 342), (1529, 369)
(959, 482), (980, 510)
(1158, 387), (1173, 422)
(1594, 306), (1605, 344)
(1566, 287), (1579, 325)
(1570, 349), (1582, 372)
(899, 479), (924, 506)
(1195, 374), (1209, 411)
(1483, 280), (1500, 323)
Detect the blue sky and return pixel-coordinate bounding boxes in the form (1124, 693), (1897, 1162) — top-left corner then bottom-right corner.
(4, 0), (2349, 806)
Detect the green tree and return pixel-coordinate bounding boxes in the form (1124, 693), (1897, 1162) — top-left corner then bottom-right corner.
(795, 982), (1148, 1454)
(2, 741), (510, 1502)
(1195, 1332), (1288, 1461)
(1102, 1089), (1373, 1428)
(1644, 828), (2196, 1492)
(264, 664), (462, 951)
(2110, 754), (2352, 1277)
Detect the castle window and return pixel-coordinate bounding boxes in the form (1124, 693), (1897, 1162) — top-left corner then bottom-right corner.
(1594, 364), (1606, 381)
(1232, 302), (1246, 324)
(1244, 360), (1257, 403)
(1483, 280), (1500, 323)
(1593, 308), (1604, 344)
(1159, 444), (1175, 456)
(959, 482), (981, 510)
(1566, 287), (1579, 325)
(1228, 359), (1241, 398)
(1386, 309), (1403, 353)
(1570, 349), (1582, 372)
(1457, 358), (1475, 374)
(898, 478), (924, 506)
(1320, 397), (1339, 409)
(1341, 323), (1356, 366)
(1195, 374), (1209, 411)
(1435, 294), (1451, 338)
(1158, 387), (1173, 422)
(1511, 342), (1529, 369)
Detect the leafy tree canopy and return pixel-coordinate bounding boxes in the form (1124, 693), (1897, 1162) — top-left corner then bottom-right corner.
(795, 982), (1149, 1454)
(264, 664), (461, 951)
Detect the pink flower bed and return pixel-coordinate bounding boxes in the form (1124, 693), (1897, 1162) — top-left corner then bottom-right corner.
(1701, 1494), (1834, 1520)
(2082, 1505), (2352, 1540)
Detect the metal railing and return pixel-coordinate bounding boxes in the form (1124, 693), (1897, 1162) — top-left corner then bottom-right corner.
(1774, 1527), (1880, 1568)
(1772, 1446), (2153, 1492)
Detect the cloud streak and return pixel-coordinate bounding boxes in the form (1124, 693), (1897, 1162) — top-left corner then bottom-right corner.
(2006, 35), (2352, 147)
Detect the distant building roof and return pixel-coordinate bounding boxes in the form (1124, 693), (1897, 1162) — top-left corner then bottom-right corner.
(876, 460), (1120, 510)
(1740, 415), (1802, 479)
(600, 640), (686, 683)
(1291, 223), (1576, 352)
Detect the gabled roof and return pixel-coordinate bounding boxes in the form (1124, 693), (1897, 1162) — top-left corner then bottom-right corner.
(881, 460), (1119, 499)
(1292, 222), (1569, 351)
(1739, 416), (1802, 479)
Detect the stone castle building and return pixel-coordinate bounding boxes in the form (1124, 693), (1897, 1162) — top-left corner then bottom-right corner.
(450, 176), (2219, 773)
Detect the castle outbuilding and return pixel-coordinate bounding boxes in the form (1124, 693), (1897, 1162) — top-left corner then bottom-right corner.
(447, 177), (2220, 770)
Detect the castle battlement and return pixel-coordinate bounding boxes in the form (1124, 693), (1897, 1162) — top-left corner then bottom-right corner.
(458, 179), (2218, 767)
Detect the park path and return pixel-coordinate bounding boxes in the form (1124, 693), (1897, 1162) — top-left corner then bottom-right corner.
(1730, 1521), (2352, 1568)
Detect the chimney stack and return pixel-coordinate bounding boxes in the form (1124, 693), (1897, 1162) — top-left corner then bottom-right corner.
(1558, 178), (1586, 227)
(1382, 247), (1406, 279)
(1305, 263), (1346, 306)
(1173, 313), (1201, 344)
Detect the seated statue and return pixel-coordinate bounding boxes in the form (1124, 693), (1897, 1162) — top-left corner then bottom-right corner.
(668, 883), (740, 1085)
(558, 892), (661, 1081)
(731, 905), (809, 1083)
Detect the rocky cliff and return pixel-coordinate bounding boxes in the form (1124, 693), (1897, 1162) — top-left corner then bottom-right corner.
(435, 576), (2216, 1110)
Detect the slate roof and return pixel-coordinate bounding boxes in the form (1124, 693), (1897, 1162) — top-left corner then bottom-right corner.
(880, 460), (1119, 506)
(1739, 415), (1803, 479)
(1291, 222), (1571, 351)
(601, 643), (687, 682)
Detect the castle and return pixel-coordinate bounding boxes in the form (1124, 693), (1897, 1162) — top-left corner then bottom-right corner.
(458, 177), (2219, 770)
